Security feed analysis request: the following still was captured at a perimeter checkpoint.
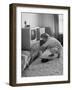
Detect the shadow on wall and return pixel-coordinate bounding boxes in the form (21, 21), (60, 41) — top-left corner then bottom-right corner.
(56, 34), (63, 46)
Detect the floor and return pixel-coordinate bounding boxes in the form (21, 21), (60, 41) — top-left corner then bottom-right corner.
(22, 52), (63, 77)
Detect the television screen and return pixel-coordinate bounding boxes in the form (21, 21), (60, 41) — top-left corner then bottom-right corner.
(31, 30), (36, 40)
(36, 28), (40, 40)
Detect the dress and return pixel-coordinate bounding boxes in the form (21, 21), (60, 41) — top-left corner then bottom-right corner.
(40, 36), (63, 56)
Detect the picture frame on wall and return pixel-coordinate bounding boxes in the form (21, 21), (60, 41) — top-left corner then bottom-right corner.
(9, 3), (70, 86)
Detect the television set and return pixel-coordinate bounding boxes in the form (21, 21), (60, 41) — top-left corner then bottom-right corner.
(21, 27), (40, 50)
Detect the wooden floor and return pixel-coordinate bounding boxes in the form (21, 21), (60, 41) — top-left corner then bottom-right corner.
(22, 52), (63, 77)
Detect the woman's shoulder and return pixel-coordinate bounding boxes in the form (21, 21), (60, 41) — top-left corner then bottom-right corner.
(48, 36), (57, 41)
(49, 37), (60, 42)
(48, 37), (62, 46)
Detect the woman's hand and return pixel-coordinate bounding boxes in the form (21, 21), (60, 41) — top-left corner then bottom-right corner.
(40, 46), (46, 52)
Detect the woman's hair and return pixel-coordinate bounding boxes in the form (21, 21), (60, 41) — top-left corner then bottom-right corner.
(41, 33), (50, 39)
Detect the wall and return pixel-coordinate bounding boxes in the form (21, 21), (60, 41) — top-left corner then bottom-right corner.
(0, 0), (72, 90)
(22, 13), (55, 33)
(22, 13), (39, 28)
(39, 14), (55, 33)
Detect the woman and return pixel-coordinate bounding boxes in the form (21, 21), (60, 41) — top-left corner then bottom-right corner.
(40, 33), (63, 62)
